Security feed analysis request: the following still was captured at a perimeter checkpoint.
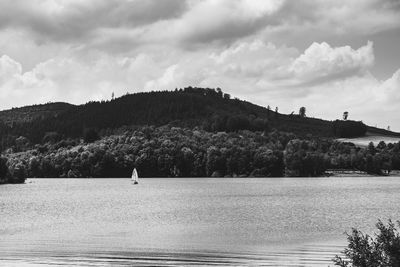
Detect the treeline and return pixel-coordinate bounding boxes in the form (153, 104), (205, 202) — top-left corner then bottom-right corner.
(1, 126), (399, 180)
(333, 120), (367, 138)
(0, 87), (366, 153)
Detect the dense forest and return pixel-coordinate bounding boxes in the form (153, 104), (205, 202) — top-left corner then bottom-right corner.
(1, 125), (399, 182)
(0, 87), (381, 151)
(0, 87), (399, 182)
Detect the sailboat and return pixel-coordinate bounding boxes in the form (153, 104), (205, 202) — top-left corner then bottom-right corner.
(131, 168), (139, 184)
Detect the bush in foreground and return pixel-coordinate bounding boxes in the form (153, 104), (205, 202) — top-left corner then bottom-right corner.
(333, 220), (400, 266)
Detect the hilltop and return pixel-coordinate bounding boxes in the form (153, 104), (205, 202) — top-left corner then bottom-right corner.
(2, 87), (396, 149)
(0, 87), (333, 140)
(0, 102), (74, 125)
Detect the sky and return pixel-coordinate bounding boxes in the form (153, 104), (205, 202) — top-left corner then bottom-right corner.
(0, 0), (400, 130)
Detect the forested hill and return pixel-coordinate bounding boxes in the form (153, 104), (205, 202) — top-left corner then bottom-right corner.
(2, 87), (400, 182)
(0, 87), (397, 148)
(0, 102), (74, 125)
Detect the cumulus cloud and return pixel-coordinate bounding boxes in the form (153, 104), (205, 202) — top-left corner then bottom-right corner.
(378, 69), (400, 105)
(0, 55), (21, 84)
(0, 0), (187, 43)
(0, 40), (389, 116)
(169, 0), (285, 44)
(0, 40), (387, 103)
(289, 41), (374, 84)
(0, 53), (145, 107)
(290, 71), (400, 131)
(1, 0), (398, 52)
(0, 55), (57, 102)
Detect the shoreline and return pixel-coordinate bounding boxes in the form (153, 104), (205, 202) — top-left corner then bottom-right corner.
(17, 174), (400, 181)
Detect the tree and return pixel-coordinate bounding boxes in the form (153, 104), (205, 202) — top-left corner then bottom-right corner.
(42, 132), (61, 144)
(343, 111), (349, 120)
(0, 157), (8, 182)
(15, 136), (30, 152)
(216, 87), (223, 98)
(226, 115), (250, 132)
(299, 107), (306, 117)
(377, 141), (386, 150)
(368, 142), (376, 155)
(223, 93), (231, 100)
(333, 220), (400, 267)
(176, 147), (194, 176)
(284, 139), (326, 177)
(83, 128), (99, 143)
(9, 162), (27, 183)
(206, 146), (224, 176)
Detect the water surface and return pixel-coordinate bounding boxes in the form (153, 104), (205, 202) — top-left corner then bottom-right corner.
(1, 177), (400, 266)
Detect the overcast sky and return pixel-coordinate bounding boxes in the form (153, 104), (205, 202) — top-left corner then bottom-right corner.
(0, 0), (400, 130)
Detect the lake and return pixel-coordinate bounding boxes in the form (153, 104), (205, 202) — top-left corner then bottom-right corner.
(1, 177), (400, 266)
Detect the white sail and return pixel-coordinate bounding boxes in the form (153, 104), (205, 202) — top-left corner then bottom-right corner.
(131, 168), (139, 184)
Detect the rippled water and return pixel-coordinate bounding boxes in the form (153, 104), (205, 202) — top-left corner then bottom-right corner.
(1, 177), (400, 266)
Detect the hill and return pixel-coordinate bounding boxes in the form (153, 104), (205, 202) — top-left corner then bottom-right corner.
(0, 87), (397, 150)
(367, 125), (400, 137)
(1, 87), (400, 181)
(0, 102), (74, 125)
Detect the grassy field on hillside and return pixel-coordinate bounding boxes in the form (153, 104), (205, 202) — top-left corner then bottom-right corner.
(337, 132), (400, 147)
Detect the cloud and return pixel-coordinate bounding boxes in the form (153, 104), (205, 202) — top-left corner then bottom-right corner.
(262, 0), (400, 43)
(171, 0), (285, 44)
(379, 69), (400, 105)
(0, 54), (57, 102)
(1, 37), (400, 130)
(0, 40), (381, 105)
(0, 0), (399, 55)
(0, 0), (188, 43)
(291, 71), (400, 130)
(289, 41), (374, 85)
(0, 55), (22, 84)
(166, 0), (400, 48)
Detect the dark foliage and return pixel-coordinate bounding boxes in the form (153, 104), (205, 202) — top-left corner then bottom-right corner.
(333, 220), (400, 267)
(299, 107), (306, 117)
(4, 127), (288, 178)
(284, 139), (326, 176)
(333, 120), (367, 138)
(83, 128), (99, 143)
(0, 157), (8, 183)
(0, 87), (344, 153)
(2, 125), (400, 179)
(0, 156), (25, 184)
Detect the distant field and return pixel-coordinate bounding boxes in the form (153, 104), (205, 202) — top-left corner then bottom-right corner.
(337, 133), (400, 147)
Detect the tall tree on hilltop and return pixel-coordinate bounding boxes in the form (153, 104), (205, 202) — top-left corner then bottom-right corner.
(299, 107), (306, 117)
(343, 111), (349, 120)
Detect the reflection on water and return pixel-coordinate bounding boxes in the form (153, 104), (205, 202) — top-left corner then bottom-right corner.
(1, 177), (400, 266)
(0, 245), (342, 266)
